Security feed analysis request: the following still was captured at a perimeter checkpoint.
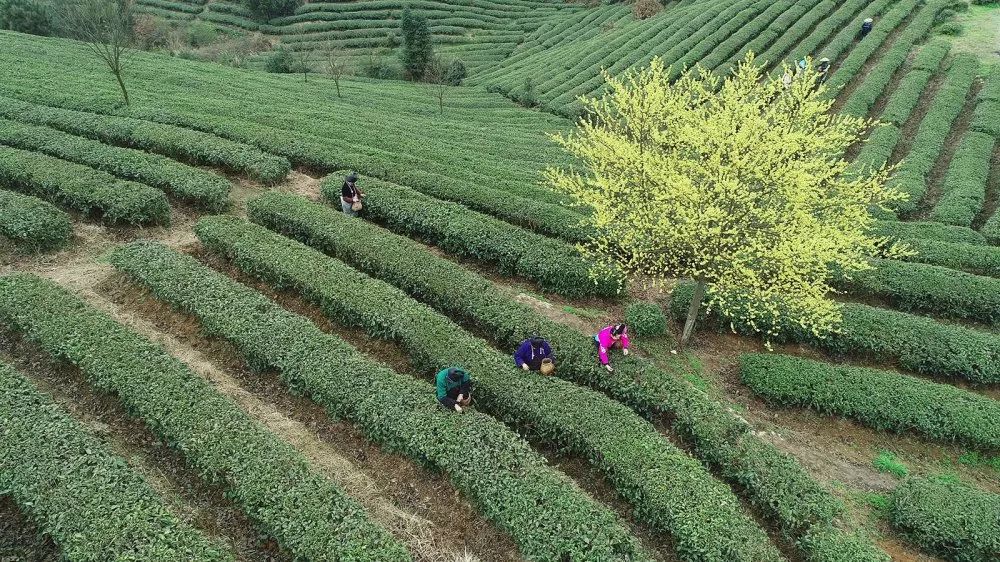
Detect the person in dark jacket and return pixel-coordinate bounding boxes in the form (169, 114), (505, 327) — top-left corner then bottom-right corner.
(514, 336), (554, 372)
(341, 172), (365, 216)
(436, 367), (472, 412)
(860, 18), (874, 38)
(814, 57), (831, 91)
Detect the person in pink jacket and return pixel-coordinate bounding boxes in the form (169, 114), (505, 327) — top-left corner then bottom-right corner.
(594, 323), (630, 372)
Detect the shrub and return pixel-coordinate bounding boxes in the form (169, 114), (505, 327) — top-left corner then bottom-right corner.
(0, 361), (231, 561)
(188, 215), (779, 562)
(0, 146), (170, 226)
(935, 21), (963, 35)
(625, 301), (667, 337)
(361, 50), (400, 79)
(0, 188), (71, 252)
(444, 58), (467, 85)
(0, 273), (408, 561)
(248, 192), (886, 562)
(890, 477), (1000, 561)
(265, 47), (295, 73)
(186, 20), (219, 48)
(740, 354), (1000, 452)
(147, 224), (652, 561)
(0, 118), (231, 211)
(671, 282), (1000, 384)
(320, 173), (617, 297)
(242, 0), (300, 20)
(401, 6), (433, 80)
(633, 0), (661, 19)
(0, 0), (51, 36)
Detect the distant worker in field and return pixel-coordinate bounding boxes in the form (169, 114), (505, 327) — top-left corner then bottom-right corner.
(814, 57), (831, 90)
(861, 18), (874, 38)
(782, 68), (794, 89)
(514, 335), (555, 374)
(436, 367), (473, 412)
(340, 172), (365, 216)
(594, 323), (630, 373)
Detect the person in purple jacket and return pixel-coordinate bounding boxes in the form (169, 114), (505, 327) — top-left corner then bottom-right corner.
(513, 336), (554, 372)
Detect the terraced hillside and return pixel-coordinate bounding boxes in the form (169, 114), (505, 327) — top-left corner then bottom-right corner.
(2, 0), (1000, 560)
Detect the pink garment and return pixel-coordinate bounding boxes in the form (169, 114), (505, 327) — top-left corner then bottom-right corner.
(596, 325), (630, 365)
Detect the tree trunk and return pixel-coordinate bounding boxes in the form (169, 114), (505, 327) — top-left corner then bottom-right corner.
(680, 278), (707, 348)
(113, 66), (130, 107)
(335, 79), (341, 98)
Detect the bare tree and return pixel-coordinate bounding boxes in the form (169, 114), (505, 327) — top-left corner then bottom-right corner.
(425, 57), (447, 114)
(325, 43), (348, 98)
(292, 48), (313, 82)
(60, 0), (136, 106)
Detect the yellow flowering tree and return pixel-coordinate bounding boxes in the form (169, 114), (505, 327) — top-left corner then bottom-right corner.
(546, 54), (906, 346)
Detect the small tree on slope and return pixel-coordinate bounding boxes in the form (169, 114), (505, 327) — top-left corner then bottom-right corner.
(546, 53), (906, 347)
(60, 0), (135, 107)
(400, 6), (432, 80)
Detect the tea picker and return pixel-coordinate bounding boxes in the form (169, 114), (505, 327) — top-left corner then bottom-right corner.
(514, 335), (555, 375)
(340, 172), (365, 216)
(436, 367), (473, 413)
(594, 323), (630, 373)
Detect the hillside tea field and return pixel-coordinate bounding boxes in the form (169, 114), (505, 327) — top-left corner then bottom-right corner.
(1, 0), (999, 560)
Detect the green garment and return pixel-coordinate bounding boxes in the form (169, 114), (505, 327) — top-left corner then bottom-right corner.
(435, 368), (470, 400)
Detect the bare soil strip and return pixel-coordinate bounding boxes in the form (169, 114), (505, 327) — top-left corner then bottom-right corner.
(889, 59), (949, 166)
(0, 497), (58, 562)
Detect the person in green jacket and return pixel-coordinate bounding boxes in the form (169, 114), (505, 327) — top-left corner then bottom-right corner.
(436, 367), (472, 412)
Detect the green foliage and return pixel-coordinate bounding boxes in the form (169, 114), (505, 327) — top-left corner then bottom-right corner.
(400, 6), (433, 80)
(0, 273), (408, 561)
(242, 0), (300, 20)
(0, 146), (170, 225)
(890, 477), (1000, 561)
(167, 219), (651, 561)
(319, 173), (616, 298)
(625, 301), (667, 337)
(235, 203), (782, 561)
(890, 54), (980, 214)
(0, 0), (49, 36)
(0, 188), (70, 252)
(0, 96), (289, 183)
(0, 360), (232, 561)
(741, 353), (1000, 453)
(671, 282), (1000, 384)
(185, 20), (219, 47)
(837, 258), (1000, 325)
(0, 118), (230, 211)
(443, 57), (467, 85)
(873, 452), (909, 478)
(265, 47), (306, 74)
(873, 219), (985, 245)
(864, 493), (891, 518)
(929, 131), (997, 226)
(796, 524), (889, 562)
(247, 192), (884, 562)
(935, 21), (964, 34)
(901, 238), (1000, 277)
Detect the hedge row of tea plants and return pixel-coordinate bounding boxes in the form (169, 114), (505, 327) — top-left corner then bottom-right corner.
(0, 188), (71, 252)
(320, 174), (616, 297)
(901, 237), (1000, 277)
(670, 282), (1000, 384)
(837, 258), (1000, 325)
(696, 0), (807, 74)
(739, 353), (1000, 452)
(878, 40), (950, 125)
(873, 219), (986, 245)
(928, 131), (997, 226)
(829, 0), (943, 107)
(0, 273), (409, 561)
(247, 192), (888, 562)
(0, 147), (170, 226)
(111, 233), (651, 562)
(784, 0), (894, 66)
(0, 96), (290, 183)
(189, 215), (781, 562)
(890, 477), (1000, 561)
(755, 0), (837, 70)
(0, 118), (231, 211)
(889, 54), (980, 214)
(0, 360), (231, 562)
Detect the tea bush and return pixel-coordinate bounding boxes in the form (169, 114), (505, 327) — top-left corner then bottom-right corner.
(0, 118), (231, 211)
(0, 188), (71, 251)
(0, 273), (408, 561)
(0, 146), (170, 225)
(625, 301), (667, 337)
(740, 353), (1000, 452)
(890, 477), (1000, 561)
(0, 360), (232, 561)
